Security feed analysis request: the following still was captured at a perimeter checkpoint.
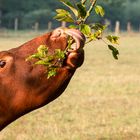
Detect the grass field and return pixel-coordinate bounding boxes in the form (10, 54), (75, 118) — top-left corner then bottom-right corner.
(0, 32), (140, 140)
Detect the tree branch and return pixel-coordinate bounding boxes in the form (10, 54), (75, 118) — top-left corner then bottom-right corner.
(84, 0), (97, 22)
(82, 0), (87, 5)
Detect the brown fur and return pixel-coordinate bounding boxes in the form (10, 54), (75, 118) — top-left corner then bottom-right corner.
(0, 28), (85, 131)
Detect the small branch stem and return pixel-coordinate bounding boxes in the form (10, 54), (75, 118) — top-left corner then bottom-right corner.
(82, 0), (87, 5)
(84, 0), (97, 22)
(101, 38), (108, 45)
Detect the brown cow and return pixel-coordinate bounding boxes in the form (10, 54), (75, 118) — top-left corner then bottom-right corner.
(0, 28), (85, 131)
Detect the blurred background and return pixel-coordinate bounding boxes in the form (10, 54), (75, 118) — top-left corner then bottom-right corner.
(0, 0), (140, 31)
(0, 0), (140, 140)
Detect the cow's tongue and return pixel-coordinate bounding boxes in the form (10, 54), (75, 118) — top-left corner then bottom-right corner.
(64, 28), (86, 51)
(51, 28), (86, 52)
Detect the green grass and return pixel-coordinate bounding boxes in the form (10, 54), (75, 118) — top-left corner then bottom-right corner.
(0, 33), (140, 140)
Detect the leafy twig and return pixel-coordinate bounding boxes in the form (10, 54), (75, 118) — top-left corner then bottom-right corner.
(27, 0), (120, 78)
(82, 0), (87, 5)
(84, 0), (97, 22)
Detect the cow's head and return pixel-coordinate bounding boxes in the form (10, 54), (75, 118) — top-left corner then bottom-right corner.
(0, 28), (85, 131)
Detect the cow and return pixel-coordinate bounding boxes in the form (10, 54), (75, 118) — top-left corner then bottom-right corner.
(0, 28), (85, 131)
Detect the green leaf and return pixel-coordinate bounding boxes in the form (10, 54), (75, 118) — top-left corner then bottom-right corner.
(77, 3), (87, 18)
(60, 0), (78, 17)
(35, 60), (50, 66)
(80, 24), (91, 36)
(69, 24), (78, 29)
(95, 5), (105, 17)
(47, 68), (57, 79)
(91, 23), (107, 31)
(106, 35), (119, 45)
(45, 55), (54, 62)
(82, 0), (87, 5)
(89, 33), (96, 40)
(85, 33), (96, 43)
(26, 53), (40, 61)
(37, 45), (48, 52)
(108, 45), (119, 60)
(55, 49), (66, 59)
(54, 9), (74, 22)
(37, 45), (48, 58)
(94, 30), (102, 39)
(55, 16), (74, 22)
(26, 43), (67, 79)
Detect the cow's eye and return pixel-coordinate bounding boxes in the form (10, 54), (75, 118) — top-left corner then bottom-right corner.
(0, 60), (6, 68)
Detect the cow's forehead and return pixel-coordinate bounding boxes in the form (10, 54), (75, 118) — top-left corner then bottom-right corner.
(0, 55), (13, 61)
(0, 51), (13, 57)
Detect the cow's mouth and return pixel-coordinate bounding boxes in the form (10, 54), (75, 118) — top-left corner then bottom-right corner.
(51, 28), (86, 52)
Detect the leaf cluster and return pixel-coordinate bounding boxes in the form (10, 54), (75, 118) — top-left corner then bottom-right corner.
(26, 45), (66, 78)
(26, 0), (120, 78)
(54, 0), (119, 59)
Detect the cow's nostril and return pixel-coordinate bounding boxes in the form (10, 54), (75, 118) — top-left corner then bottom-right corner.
(0, 60), (6, 68)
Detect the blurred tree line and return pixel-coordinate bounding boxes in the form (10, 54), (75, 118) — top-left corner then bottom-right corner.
(0, 0), (140, 30)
